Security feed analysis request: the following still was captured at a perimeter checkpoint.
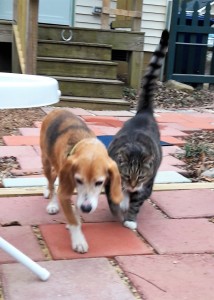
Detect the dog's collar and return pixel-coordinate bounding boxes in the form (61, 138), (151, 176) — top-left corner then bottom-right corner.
(67, 140), (82, 157)
(67, 145), (77, 157)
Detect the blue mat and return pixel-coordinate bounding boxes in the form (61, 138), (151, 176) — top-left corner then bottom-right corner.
(97, 135), (172, 148)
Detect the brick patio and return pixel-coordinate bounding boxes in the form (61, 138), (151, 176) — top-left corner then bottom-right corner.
(0, 107), (214, 300)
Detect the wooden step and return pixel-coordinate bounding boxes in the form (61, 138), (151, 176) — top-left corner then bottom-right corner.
(38, 40), (112, 61)
(37, 57), (118, 79)
(57, 96), (130, 110)
(54, 76), (124, 99)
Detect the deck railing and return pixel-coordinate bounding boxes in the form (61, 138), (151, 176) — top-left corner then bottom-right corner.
(13, 0), (39, 74)
(101, 0), (143, 89)
(101, 0), (142, 30)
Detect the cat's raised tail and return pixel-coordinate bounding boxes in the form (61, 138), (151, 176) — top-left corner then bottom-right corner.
(137, 29), (169, 114)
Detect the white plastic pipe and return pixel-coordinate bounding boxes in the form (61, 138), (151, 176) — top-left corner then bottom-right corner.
(0, 237), (50, 281)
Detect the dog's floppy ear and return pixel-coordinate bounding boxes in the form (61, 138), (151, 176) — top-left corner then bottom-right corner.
(58, 157), (76, 197)
(107, 158), (123, 204)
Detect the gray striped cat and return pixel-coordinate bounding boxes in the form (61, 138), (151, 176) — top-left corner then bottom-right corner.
(105, 30), (169, 230)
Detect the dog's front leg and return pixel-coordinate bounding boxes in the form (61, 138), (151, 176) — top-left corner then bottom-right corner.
(59, 195), (88, 253)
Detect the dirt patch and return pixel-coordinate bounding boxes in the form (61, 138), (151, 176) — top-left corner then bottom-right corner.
(0, 108), (45, 145)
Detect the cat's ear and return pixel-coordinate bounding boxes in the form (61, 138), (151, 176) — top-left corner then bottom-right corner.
(107, 158), (123, 204)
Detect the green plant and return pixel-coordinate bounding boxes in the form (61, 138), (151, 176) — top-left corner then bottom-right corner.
(123, 87), (137, 100)
(183, 143), (209, 158)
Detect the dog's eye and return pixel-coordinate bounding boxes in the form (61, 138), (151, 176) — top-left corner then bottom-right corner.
(95, 181), (103, 187)
(76, 178), (83, 185)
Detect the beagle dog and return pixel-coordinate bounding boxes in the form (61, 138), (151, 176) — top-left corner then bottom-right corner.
(40, 109), (123, 253)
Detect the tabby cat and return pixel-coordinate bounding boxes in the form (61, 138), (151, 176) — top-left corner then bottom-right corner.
(105, 29), (169, 230)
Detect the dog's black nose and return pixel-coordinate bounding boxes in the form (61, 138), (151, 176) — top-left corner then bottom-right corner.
(81, 204), (92, 213)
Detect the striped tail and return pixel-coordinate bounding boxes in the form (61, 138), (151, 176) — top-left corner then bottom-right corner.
(137, 29), (169, 114)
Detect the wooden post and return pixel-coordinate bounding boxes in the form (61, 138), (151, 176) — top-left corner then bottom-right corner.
(131, 0), (142, 31)
(25, 0), (39, 74)
(130, 0), (143, 89)
(12, 0), (21, 73)
(128, 51), (143, 89)
(101, 0), (110, 29)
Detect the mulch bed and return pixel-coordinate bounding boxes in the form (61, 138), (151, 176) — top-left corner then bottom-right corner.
(175, 131), (214, 182)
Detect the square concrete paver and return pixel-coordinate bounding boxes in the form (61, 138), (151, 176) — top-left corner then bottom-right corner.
(0, 195), (114, 225)
(137, 216), (214, 254)
(0, 196), (65, 226)
(39, 223), (153, 259)
(161, 155), (186, 166)
(18, 128), (40, 136)
(162, 146), (183, 157)
(81, 195), (117, 223)
(0, 226), (45, 263)
(3, 136), (39, 146)
(154, 171), (191, 184)
(160, 136), (185, 146)
(1, 258), (135, 300)
(0, 146), (37, 157)
(17, 156), (42, 172)
(116, 254), (214, 300)
(151, 189), (214, 218)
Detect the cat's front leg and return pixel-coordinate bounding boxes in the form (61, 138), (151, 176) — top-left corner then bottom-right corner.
(124, 180), (154, 230)
(123, 202), (139, 230)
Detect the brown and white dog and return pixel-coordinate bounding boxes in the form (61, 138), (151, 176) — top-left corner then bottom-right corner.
(40, 109), (122, 253)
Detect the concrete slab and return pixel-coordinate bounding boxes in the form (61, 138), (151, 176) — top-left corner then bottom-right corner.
(154, 171), (191, 184)
(0, 226), (45, 263)
(116, 254), (214, 300)
(1, 258), (136, 300)
(2, 177), (50, 187)
(151, 189), (214, 218)
(3, 170), (191, 188)
(39, 223), (153, 260)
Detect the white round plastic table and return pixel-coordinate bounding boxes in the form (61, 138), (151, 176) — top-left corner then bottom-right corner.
(0, 72), (61, 108)
(0, 72), (61, 281)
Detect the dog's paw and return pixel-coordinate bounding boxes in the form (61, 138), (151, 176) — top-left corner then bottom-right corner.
(72, 237), (88, 253)
(69, 225), (88, 253)
(123, 220), (137, 230)
(46, 202), (59, 215)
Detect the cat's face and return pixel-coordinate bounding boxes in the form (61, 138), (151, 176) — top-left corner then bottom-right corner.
(117, 149), (154, 193)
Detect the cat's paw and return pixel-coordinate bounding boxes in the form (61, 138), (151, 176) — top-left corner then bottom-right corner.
(123, 220), (137, 230)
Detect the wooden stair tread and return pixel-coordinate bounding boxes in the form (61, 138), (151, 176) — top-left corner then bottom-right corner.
(38, 57), (118, 65)
(54, 76), (123, 84)
(38, 40), (112, 48)
(60, 95), (128, 104)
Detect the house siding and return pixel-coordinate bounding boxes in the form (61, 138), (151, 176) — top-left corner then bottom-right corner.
(75, 0), (116, 28)
(141, 0), (168, 52)
(75, 0), (168, 52)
